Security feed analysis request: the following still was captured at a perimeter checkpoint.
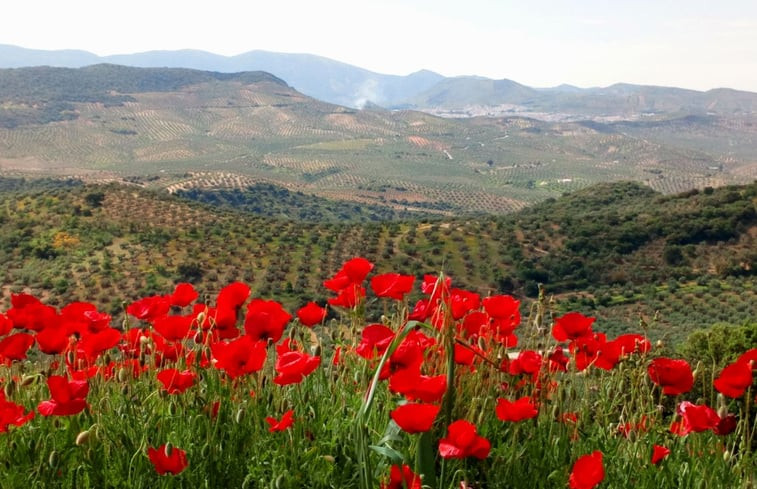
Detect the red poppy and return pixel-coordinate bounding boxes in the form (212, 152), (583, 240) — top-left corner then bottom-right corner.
(77, 327), (122, 362)
(243, 299), (291, 343)
(127, 295), (170, 322)
(713, 360), (753, 398)
(370, 273), (415, 301)
(147, 444), (189, 475)
(737, 348), (757, 368)
(381, 464), (422, 489)
(156, 369), (197, 394)
(676, 401), (720, 435)
(216, 281), (250, 310)
(265, 409), (295, 432)
(274, 351), (320, 386)
(327, 285), (366, 309)
(389, 366), (447, 402)
(548, 346), (570, 372)
(438, 420), (490, 460)
(449, 289), (480, 320)
(483, 295), (521, 331)
(0, 333), (35, 363)
(6, 294), (57, 331)
(569, 451), (604, 489)
(35, 324), (69, 355)
(170, 283), (198, 307)
(0, 391), (34, 432)
(408, 298), (432, 321)
(714, 414), (738, 436)
(324, 258), (374, 291)
(296, 302), (327, 327)
(390, 403), (440, 433)
(651, 444), (671, 465)
(153, 315), (194, 342)
(552, 312), (595, 342)
(648, 358), (694, 395)
(37, 375), (89, 416)
(569, 334), (604, 372)
(507, 350), (543, 376)
(614, 333), (651, 355)
(0, 313), (11, 336)
(210, 335), (267, 379)
(356, 324), (395, 360)
(496, 396), (539, 422)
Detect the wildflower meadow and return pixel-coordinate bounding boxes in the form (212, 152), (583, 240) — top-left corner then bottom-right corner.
(0, 257), (754, 488)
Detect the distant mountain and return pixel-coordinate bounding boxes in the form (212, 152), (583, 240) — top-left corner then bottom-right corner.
(4, 44), (757, 118)
(0, 44), (444, 108)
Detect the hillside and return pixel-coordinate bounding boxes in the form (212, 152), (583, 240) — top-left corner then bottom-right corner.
(1, 65), (756, 214)
(0, 177), (754, 343)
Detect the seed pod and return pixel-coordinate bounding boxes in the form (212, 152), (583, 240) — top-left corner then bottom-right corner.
(75, 430), (91, 446)
(322, 455), (335, 463)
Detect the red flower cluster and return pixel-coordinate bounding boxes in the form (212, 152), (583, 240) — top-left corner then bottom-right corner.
(438, 420), (490, 460)
(147, 444), (189, 475)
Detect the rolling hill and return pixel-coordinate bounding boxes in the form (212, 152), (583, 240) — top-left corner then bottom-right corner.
(1, 65), (755, 214)
(0, 177), (754, 344)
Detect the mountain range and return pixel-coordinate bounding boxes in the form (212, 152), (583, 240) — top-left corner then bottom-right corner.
(2, 44), (757, 119)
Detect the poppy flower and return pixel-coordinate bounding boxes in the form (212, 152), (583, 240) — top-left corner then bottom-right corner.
(274, 351), (320, 386)
(324, 258), (374, 291)
(0, 333), (35, 363)
(648, 358), (694, 395)
(438, 420), (490, 460)
(449, 289), (480, 320)
(371, 273), (415, 301)
(126, 295), (170, 322)
(495, 396), (539, 422)
(0, 391), (34, 432)
(243, 299), (291, 343)
(77, 327), (122, 362)
(356, 324), (395, 360)
(0, 313), (11, 336)
(296, 302), (327, 327)
(389, 366), (447, 402)
(552, 312), (595, 342)
(569, 451), (604, 489)
(548, 346), (570, 372)
(327, 285), (366, 309)
(153, 315), (194, 342)
(569, 333), (605, 372)
(37, 375), (89, 416)
(482, 295), (521, 330)
(147, 444), (189, 475)
(381, 464), (422, 489)
(216, 281), (250, 310)
(35, 324), (70, 355)
(676, 401), (720, 435)
(713, 414), (738, 436)
(156, 369), (197, 394)
(507, 350), (543, 376)
(713, 360), (753, 398)
(210, 335), (267, 379)
(651, 444), (671, 465)
(265, 409), (294, 432)
(390, 403), (440, 433)
(170, 283), (198, 307)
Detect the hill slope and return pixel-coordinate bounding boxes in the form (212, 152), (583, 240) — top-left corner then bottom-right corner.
(1, 65), (756, 213)
(1, 178), (754, 343)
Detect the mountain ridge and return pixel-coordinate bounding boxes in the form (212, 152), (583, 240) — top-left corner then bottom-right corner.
(3, 44), (756, 116)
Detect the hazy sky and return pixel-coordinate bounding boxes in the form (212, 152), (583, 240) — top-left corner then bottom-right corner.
(3, 0), (757, 91)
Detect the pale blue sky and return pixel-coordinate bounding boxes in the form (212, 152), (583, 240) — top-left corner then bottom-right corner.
(3, 0), (757, 91)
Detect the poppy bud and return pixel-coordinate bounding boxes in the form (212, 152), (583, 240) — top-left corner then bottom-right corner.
(168, 401), (177, 416)
(477, 336), (487, 351)
(103, 353), (112, 365)
(21, 375), (36, 386)
(655, 340), (664, 349)
(117, 367), (129, 383)
(164, 443), (173, 457)
(322, 455), (335, 463)
(75, 430), (91, 446)
(235, 407), (244, 424)
(196, 311), (206, 326)
(723, 450), (732, 462)
(4, 379), (15, 398)
(193, 331), (203, 345)
(275, 474), (285, 489)
(311, 345), (321, 357)
(48, 450), (58, 467)
(66, 350), (76, 365)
